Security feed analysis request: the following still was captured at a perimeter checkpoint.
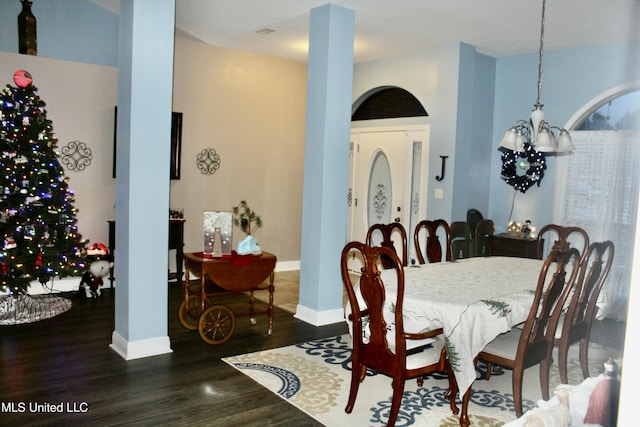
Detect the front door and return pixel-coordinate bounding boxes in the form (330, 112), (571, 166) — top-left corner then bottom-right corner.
(347, 126), (429, 269)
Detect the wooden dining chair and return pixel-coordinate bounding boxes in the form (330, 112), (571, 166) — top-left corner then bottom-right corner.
(472, 247), (582, 417)
(450, 221), (472, 260)
(413, 219), (452, 264)
(536, 224), (590, 262)
(365, 222), (408, 267)
(341, 241), (458, 426)
(474, 219), (495, 257)
(555, 240), (615, 384)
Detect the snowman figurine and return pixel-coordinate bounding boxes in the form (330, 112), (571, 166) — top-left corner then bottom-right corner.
(79, 242), (113, 298)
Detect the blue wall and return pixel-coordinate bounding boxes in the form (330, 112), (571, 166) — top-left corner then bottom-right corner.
(489, 41), (640, 233)
(3, 1), (639, 237)
(0, 0), (118, 66)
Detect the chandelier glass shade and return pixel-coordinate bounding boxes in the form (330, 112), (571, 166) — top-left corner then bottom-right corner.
(499, 0), (574, 154)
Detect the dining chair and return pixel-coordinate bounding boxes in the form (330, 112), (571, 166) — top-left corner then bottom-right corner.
(366, 222), (408, 267)
(451, 221), (472, 260)
(413, 219), (452, 264)
(474, 219), (495, 257)
(555, 240), (615, 384)
(472, 247), (582, 417)
(341, 241), (459, 426)
(536, 224), (590, 262)
(466, 208), (484, 236)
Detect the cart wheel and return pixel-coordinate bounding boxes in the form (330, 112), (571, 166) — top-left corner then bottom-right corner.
(198, 304), (236, 345)
(178, 295), (209, 330)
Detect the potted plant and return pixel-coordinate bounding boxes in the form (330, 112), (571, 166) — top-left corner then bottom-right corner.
(232, 200), (263, 255)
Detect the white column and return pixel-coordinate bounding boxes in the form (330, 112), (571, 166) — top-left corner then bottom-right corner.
(296, 4), (354, 326)
(110, 0), (175, 359)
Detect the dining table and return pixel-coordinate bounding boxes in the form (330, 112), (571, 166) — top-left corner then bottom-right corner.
(348, 255), (547, 424)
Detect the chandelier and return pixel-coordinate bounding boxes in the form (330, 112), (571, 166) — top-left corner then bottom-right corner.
(499, 0), (574, 153)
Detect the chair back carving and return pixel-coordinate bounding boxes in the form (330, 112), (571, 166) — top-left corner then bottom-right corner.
(451, 221), (472, 260)
(568, 241), (614, 334)
(555, 241), (615, 382)
(413, 219), (452, 264)
(342, 242), (408, 369)
(520, 248), (582, 367)
(536, 224), (590, 262)
(477, 247), (582, 417)
(365, 222), (408, 267)
(340, 241), (456, 425)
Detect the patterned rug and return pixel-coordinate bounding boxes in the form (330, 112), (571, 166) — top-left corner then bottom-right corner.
(223, 335), (620, 426)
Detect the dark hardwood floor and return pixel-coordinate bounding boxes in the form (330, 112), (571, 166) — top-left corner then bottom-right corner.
(1, 280), (626, 427)
(1, 283), (348, 426)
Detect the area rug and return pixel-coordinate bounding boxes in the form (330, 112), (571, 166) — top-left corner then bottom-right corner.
(0, 293), (72, 325)
(223, 335), (620, 426)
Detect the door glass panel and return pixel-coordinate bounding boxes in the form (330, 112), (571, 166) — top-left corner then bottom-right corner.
(367, 150), (392, 227)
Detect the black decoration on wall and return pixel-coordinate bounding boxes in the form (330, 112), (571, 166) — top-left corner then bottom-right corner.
(60, 140), (92, 172)
(113, 107), (183, 180)
(196, 148), (221, 175)
(170, 112), (182, 179)
(18, 0), (37, 55)
(435, 155), (448, 181)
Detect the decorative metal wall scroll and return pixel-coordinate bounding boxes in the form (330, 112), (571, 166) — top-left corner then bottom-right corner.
(60, 140), (92, 172)
(196, 148), (221, 175)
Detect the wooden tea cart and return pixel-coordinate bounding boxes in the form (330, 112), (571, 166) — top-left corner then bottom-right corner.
(178, 251), (276, 344)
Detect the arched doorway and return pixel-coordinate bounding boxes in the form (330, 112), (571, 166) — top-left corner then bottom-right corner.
(347, 86), (429, 267)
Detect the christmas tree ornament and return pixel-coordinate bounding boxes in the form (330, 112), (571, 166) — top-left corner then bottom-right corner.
(13, 70), (33, 88)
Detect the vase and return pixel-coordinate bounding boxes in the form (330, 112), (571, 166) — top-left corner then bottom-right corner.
(18, 0), (37, 55)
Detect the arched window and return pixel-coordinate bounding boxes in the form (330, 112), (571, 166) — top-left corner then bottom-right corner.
(553, 88), (640, 320)
(576, 90), (640, 130)
(352, 87), (428, 121)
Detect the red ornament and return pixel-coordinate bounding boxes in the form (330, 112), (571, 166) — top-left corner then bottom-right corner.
(13, 70), (33, 88)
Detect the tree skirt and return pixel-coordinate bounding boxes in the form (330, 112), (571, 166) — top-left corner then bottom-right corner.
(0, 294), (72, 325)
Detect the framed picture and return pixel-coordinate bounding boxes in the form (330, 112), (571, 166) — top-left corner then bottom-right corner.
(204, 211), (233, 256)
(169, 112), (183, 180)
(113, 107), (183, 180)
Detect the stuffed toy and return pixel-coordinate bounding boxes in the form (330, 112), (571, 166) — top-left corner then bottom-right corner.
(79, 242), (113, 298)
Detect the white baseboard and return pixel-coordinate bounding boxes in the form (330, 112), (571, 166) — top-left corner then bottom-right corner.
(294, 304), (344, 326)
(0, 259), (302, 296)
(110, 331), (173, 360)
(0, 276), (83, 296)
(275, 260), (300, 271)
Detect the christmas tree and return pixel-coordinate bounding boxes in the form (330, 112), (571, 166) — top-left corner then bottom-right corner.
(0, 70), (86, 294)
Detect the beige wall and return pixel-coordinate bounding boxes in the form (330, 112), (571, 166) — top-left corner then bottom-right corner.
(0, 52), (117, 248)
(1, 34), (308, 268)
(171, 35), (308, 263)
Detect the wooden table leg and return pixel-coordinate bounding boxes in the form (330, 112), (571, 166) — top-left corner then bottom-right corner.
(267, 271), (274, 335)
(460, 387), (471, 427)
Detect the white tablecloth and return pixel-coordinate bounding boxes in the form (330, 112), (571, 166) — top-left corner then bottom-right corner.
(377, 256), (545, 395)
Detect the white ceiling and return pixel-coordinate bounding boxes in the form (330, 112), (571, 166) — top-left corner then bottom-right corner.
(93, 0), (640, 63)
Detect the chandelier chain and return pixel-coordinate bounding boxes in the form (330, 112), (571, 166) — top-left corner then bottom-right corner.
(536, 0), (546, 106)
